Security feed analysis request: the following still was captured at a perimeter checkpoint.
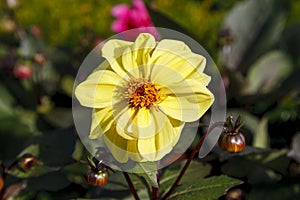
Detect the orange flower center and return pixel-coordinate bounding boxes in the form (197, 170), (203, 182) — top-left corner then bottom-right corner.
(124, 78), (161, 109)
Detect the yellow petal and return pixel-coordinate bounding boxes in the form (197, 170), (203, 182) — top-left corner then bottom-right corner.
(122, 33), (156, 76)
(150, 39), (206, 80)
(103, 124), (129, 163)
(115, 107), (138, 138)
(115, 106), (167, 139)
(137, 117), (183, 161)
(158, 96), (196, 122)
(159, 86), (214, 122)
(101, 39), (133, 77)
(186, 71), (211, 87)
(132, 107), (167, 138)
(157, 73), (214, 122)
(152, 39), (192, 53)
(103, 124), (143, 163)
(75, 70), (120, 108)
(89, 107), (114, 139)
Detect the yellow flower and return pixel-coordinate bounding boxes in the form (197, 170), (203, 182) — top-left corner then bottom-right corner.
(75, 33), (214, 163)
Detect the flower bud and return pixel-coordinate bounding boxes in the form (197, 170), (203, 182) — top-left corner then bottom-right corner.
(218, 132), (246, 153)
(86, 170), (108, 186)
(33, 53), (45, 66)
(13, 65), (32, 79)
(19, 154), (37, 171)
(226, 188), (244, 200)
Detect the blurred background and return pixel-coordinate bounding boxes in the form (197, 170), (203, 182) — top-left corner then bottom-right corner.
(0, 0), (300, 199)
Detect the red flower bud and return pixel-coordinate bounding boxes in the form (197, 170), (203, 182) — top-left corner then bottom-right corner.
(86, 170), (108, 186)
(14, 65), (32, 79)
(218, 132), (246, 153)
(19, 154), (37, 171)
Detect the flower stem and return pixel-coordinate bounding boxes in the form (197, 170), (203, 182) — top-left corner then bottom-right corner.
(123, 172), (140, 200)
(152, 186), (158, 200)
(161, 122), (225, 200)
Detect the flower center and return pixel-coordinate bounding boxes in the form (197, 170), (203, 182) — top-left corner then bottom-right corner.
(124, 78), (161, 109)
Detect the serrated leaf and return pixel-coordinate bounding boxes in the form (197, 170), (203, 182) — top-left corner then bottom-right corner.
(168, 175), (242, 200)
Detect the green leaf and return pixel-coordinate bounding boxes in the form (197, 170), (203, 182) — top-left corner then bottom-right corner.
(248, 180), (300, 200)
(249, 149), (290, 175)
(62, 162), (89, 185)
(34, 128), (76, 166)
(288, 133), (300, 163)
(41, 61), (60, 95)
(60, 75), (75, 97)
(281, 24), (300, 64)
(243, 51), (293, 95)
(17, 144), (40, 157)
(0, 83), (15, 117)
(9, 144), (59, 178)
(221, 149), (289, 184)
(168, 175), (242, 200)
(160, 161), (211, 196)
(222, 0), (287, 71)
(27, 171), (70, 191)
(43, 107), (73, 128)
(253, 116), (269, 148)
(9, 164), (59, 179)
(133, 162), (158, 188)
(124, 189), (150, 200)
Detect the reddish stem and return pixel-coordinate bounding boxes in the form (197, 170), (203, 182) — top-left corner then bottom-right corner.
(123, 172), (140, 200)
(152, 186), (158, 200)
(161, 122), (224, 200)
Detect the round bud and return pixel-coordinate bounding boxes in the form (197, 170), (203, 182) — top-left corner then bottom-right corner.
(86, 170), (108, 186)
(33, 53), (45, 65)
(218, 132), (246, 153)
(13, 65), (32, 79)
(19, 154), (37, 171)
(225, 188), (244, 200)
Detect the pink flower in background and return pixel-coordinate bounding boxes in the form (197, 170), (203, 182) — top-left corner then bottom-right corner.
(111, 0), (158, 37)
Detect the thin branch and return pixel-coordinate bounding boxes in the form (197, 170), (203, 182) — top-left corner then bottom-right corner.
(161, 122), (225, 200)
(123, 172), (140, 200)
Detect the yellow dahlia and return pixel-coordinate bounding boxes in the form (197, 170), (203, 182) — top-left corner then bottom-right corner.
(75, 33), (214, 163)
